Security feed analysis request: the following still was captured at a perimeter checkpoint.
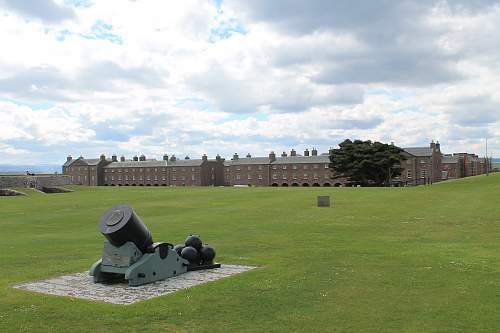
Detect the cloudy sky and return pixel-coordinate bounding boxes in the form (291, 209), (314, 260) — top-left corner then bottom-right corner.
(0, 0), (499, 164)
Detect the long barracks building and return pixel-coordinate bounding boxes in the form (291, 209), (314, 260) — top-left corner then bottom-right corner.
(62, 142), (490, 187)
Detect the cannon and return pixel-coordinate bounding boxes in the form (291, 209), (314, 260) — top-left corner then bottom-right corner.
(89, 205), (220, 286)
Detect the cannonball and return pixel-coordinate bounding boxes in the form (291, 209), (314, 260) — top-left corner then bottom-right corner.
(173, 244), (184, 256)
(185, 234), (203, 251)
(200, 245), (216, 264)
(180, 246), (200, 263)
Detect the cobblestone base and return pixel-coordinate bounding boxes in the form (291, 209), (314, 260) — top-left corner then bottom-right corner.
(13, 264), (256, 305)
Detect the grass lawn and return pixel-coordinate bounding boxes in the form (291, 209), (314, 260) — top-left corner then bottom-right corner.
(1, 174), (500, 332)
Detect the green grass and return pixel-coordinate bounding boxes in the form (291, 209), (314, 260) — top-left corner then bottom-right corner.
(1, 175), (500, 332)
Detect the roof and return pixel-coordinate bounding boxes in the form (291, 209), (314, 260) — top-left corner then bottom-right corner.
(272, 155), (330, 164)
(168, 159), (205, 167)
(227, 157), (271, 166)
(442, 155), (459, 163)
(403, 147), (433, 157)
(104, 160), (167, 168)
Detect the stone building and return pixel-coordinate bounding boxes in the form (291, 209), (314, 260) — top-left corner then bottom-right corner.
(441, 153), (488, 180)
(64, 153), (225, 187)
(397, 141), (442, 186)
(224, 148), (342, 187)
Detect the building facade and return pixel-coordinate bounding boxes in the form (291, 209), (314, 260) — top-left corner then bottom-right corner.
(63, 142), (490, 187)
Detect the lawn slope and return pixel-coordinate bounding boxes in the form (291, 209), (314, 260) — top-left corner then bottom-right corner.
(1, 174), (500, 332)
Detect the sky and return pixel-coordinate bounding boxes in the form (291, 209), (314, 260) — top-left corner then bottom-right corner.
(0, 0), (499, 165)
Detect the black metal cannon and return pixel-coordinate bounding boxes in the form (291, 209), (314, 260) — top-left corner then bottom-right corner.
(90, 205), (220, 286)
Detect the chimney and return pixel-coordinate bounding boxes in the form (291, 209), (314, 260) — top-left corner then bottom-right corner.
(139, 154), (146, 161)
(329, 147), (334, 155)
(170, 155), (177, 162)
(216, 154), (221, 161)
(120, 156), (125, 162)
(304, 148), (310, 157)
(66, 155), (72, 162)
(233, 153), (239, 160)
(112, 154), (117, 162)
(281, 151), (287, 157)
(311, 148), (317, 156)
(185, 156), (190, 160)
(269, 151), (276, 162)
(100, 154), (106, 161)
(436, 141), (440, 151)
(246, 153), (251, 158)
(202, 154), (208, 161)
(133, 155), (139, 161)
(290, 149), (296, 157)
(163, 154), (168, 161)
(430, 140), (436, 150)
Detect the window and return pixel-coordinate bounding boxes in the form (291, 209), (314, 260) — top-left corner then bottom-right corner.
(272, 165), (277, 170)
(163, 168), (167, 171)
(172, 168), (176, 172)
(92, 175), (95, 180)
(247, 166), (251, 171)
(282, 174), (287, 179)
(258, 174), (263, 180)
(182, 168), (185, 172)
(313, 164), (318, 169)
(181, 176), (186, 181)
(442, 171), (448, 179)
(125, 169), (128, 173)
(111, 176), (114, 181)
(236, 166), (241, 171)
(293, 165), (298, 169)
(105, 176), (108, 181)
(303, 165), (308, 170)
(324, 174), (329, 179)
(303, 173), (308, 179)
(132, 176), (135, 180)
(420, 169), (427, 179)
(324, 164), (329, 169)
(192, 175), (196, 181)
(139, 176), (143, 180)
(248, 174), (252, 180)
(125, 175), (128, 180)
(172, 175), (176, 180)
(236, 174), (241, 180)
(132, 168), (135, 172)
(146, 168), (150, 172)
(282, 165), (287, 170)
(163, 176), (166, 180)
(407, 170), (412, 179)
(154, 176), (158, 180)
(147, 176), (150, 180)
(406, 160), (412, 165)
(420, 160), (426, 164)
(272, 174), (278, 179)
(118, 175), (122, 180)
(155, 168), (158, 172)
(192, 168), (195, 172)
(293, 174), (297, 180)
(313, 173), (318, 179)
(118, 169), (122, 173)
(111, 169), (115, 173)
(258, 165), (262, 170)
(226, 174), (230, 180)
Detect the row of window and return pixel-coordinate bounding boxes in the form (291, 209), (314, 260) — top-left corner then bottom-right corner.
(103, 167), (198, 173)
(105, 175), (197, 181)
(406, 170), (428, 179)
(66, 166), (95, 172)
(229, 164), (329, 171)
(231, 173), (329, 180)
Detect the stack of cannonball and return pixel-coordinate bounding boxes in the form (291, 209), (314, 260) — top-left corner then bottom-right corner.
(173, 235), (216, 265)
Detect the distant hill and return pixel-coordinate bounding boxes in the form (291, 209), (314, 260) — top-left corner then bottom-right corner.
(0, 164), (61, 174)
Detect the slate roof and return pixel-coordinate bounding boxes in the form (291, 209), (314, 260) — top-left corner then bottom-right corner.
(104, 160), (167, 168)
(403, 147), (433, 157)
(168, 159), (205, 167)
(64, 158), (109, 167)
(227, 157), (271, 166)
(442, 155), (459, 163)
(272, 155), (330, 164)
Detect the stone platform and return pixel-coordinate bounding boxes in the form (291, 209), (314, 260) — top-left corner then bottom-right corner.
(13, 264), (255, 305)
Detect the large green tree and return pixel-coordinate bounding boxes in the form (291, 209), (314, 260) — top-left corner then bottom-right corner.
(329, 139), (406, 186)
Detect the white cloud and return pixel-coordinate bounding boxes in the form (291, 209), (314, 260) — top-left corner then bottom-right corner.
(0, 0), (499, 165)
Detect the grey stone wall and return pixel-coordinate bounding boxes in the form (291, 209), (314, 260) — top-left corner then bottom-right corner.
(0, 175), (71, 189)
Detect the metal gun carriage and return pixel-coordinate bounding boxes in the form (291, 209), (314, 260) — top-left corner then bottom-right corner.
(90, 205), (220, 286)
